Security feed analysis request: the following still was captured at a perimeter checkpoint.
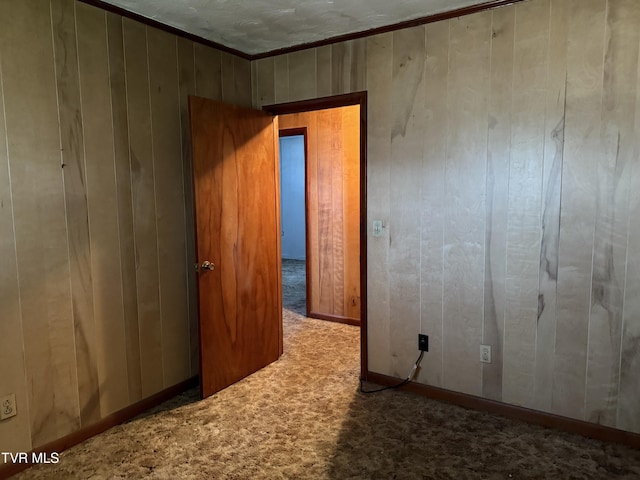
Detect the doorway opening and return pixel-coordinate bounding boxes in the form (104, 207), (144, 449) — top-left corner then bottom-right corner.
(279, 130), (309, 317)
(190, 93), (368, 400)
(266, 92), (368, 379)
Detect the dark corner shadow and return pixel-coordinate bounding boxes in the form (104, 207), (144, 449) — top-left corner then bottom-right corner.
(127, 386), (201, 422)
(326, 382), (639, 479)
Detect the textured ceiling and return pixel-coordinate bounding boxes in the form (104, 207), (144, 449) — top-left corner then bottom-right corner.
(99, 0), (493, 56)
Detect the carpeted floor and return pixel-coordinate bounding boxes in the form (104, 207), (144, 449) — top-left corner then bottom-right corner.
(13, 260), (640, 479)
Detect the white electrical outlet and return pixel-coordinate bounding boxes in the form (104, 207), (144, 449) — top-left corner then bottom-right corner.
(1, 393), (16, 420)
(480, 345), (492, 364)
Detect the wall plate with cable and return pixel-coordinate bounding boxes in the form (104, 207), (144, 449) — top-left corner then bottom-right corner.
(418, 334), (429, 352)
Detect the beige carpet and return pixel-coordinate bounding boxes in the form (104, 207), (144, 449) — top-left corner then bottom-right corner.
(13, 264), (640, 478)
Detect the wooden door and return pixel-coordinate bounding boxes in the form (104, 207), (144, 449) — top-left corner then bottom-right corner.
(189, 96), (282, 398)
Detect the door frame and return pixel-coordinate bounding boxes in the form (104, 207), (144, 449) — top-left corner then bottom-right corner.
(278, 127), (312, 319)
(264, 91), (368, 380)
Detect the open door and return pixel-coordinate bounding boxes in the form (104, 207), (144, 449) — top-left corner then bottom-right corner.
(189, 96), (283, 399)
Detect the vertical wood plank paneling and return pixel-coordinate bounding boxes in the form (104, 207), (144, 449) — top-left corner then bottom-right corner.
(388, 26), (425, 377)
(0, 0), (79, 447)
(176, 37), (199, 377)
(535, 0), (569, 412)
(618, 44), (640, 431)
(552, 0), (606, 420)
(106, 11), (142, 402)
(419, 22), (449, 387)
(585, 0), (640, 427)
(304, 112), (320, 312)
(305, 114), (320, 317)
(251, 59), (258, 109)
(288, 50), (316, 101)
(279, 109), (360, 322)
(123, 19), (164, 397)
(502, 0), (549, 408)
(331, 39), (366, 94)
(148, 29), (191, 386)
(148, 28), (191, 386)
(234, 56), (252, 108)
(0, 43), (32, 455)
(274, 54), (289, 103)
(442, 13), (490, 397)
(316, 110), (335, 313)
(481, 5), (514, 401)
(255, 57), (275, 109)
(330, 109), (345, 315)
(194, 44), (222, 100)
(316, 45), (332, 97)
(342, 105), (360, 320)
(50, 0), (100, 426)
(280, 112), (321, 315)
(76, 2), (129, 416)
(365, 32), (392, 375)
(220, 52), (236, 105)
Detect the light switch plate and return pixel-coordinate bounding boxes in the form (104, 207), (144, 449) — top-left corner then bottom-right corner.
(373, 220), (383, 237)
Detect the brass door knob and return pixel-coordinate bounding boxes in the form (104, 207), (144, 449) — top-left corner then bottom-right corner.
(201, 261), (215, 271)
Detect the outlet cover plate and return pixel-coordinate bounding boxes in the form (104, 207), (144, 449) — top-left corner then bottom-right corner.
(418, 334), (429, 352)
(1, 393), (16, 420)
(480, 345), (492, 364)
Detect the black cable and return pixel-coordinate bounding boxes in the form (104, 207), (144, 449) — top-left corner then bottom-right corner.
(359, 351), (424, 394)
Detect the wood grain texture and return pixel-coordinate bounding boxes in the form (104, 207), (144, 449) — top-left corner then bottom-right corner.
(481, 5), (514, 401)
(106, 11), (142, 403)
(190, 97), (281, 397)
(316, 110), (336, 315)
(419, 22), (449, 387)
(0, 0), (79, 447)
(364, 33), (392, 375)
(288, 50), (316, 102)
(618, 0), (640, 434)
(619, 83), (640, 433)
(148, 28), (191, 387)
(274, 54), (289, 103)
(0, 39), (32, 456)
(502, 0), (549, 408)
(279, 109), (361, 323)
(585, 0), (639, 427)
(123, 18), (164, 397)
(341, 105), (361, 320)
(388, 26), (425, 377)
(552, 0), (606, 420)
(534, 0), (569, 412)
(50, 0), (100, 427)
(255, 58), (275, 109)
(316, 45), (332, 97)
(220, 52), (236, 105)
(176, 37), (199, 377)
(257, 0), (640, 435)
(278, 113), (317, 315)
(331, 39), (366, 95)
(76, 1), (129, 416)
(194, 43), (222, 100)
(234, 56), (252, 108)
(330, 109), (345, 315)
(442, 13), (490, 397)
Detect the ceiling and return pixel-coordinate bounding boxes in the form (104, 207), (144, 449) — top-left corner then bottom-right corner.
(98, 0), (499, 57)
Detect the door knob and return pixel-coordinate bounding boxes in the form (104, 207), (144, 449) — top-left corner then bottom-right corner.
(201, 261), (215, 271)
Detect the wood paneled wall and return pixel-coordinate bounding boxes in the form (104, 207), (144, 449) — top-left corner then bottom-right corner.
(0, 0), (251, 455)
(280, 106), (361, 322)
(253, 0), (640, 434)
